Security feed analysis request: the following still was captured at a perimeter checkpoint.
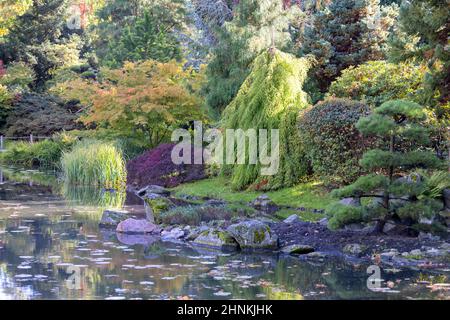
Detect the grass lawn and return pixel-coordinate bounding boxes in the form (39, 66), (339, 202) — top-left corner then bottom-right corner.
(172, 176), (334, 210)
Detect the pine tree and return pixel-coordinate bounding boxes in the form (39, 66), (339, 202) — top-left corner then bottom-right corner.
(328, 100), (446, 234)
(221, 49), (311, 190)
(302, 0), (396, 93)
(204, 0), (300, 116)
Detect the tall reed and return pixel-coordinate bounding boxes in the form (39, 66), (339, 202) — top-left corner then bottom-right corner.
(61, 140), (126, 189)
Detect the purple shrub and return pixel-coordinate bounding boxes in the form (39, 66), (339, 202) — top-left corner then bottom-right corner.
(126, 143), (206, 188)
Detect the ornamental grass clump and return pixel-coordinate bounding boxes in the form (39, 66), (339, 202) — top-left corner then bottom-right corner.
(61, 140), (126, 189)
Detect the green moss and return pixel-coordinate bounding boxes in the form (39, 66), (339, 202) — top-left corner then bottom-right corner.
(145, 197), (172, 222)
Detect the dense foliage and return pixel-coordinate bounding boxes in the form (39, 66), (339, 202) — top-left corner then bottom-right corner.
(222, 49), (311, 190)
(1, 92), (83, 136)
(328, 100), (446, 233)
(299, 98), (372, 185)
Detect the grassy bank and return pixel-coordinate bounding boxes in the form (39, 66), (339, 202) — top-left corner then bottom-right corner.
(172, 176), (333, 210)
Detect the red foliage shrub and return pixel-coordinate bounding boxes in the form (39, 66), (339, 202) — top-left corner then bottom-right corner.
(126, 143), (207, 188)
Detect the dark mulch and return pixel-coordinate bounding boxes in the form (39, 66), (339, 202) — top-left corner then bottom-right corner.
(126, 143), (206, 189)
(271, 221), (446, 254)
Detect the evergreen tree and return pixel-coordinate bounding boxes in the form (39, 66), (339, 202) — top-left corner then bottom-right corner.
(204, 0), (300, 116)
(328, 100), (446, 234)
(102, 10), (182, 67)
(221, 49), (311, 190)
(93, 0), (186, 66)
(388, 0), (450, 117)
(302, 0), (396, 93)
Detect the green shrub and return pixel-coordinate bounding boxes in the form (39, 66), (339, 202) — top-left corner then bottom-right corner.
(328, 61), (426, 107)
(0, 137), (72, 168)
(61, 140), (126, 189)
(298, 98), (373, 185)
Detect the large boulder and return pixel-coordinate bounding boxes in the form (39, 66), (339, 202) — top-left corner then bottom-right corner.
(99, 210), (129, 228)
(116, 219), (160, 234)
(227, 220), (279, 250)
(193, 229), (239, 251)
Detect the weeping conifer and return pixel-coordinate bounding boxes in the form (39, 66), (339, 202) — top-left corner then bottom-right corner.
(221, 48), (311, 190)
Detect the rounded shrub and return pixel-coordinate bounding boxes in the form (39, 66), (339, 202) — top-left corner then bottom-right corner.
(327, 61), (426, 107)
(298, 98), (373, 185)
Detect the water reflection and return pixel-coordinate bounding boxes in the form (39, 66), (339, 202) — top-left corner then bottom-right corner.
(0, 167), (449, 300)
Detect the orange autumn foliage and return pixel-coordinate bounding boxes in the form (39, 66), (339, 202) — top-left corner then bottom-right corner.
(51, 60), (207, 147)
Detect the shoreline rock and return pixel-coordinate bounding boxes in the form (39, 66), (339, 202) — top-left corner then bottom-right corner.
(116, 218), (161, 234)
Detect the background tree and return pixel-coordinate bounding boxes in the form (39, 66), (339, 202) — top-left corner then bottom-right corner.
(301, 0), (397, 95)
(0, 0), (32, 39)
(92, 0), (187, 67)
(102, 10), (182, 68)
(328, 100), (446, 234)
(204, 0), (301, 117)
(51, 60), (206, 148)
(0, 0), (87, 88)
(388, 0), (450, 118)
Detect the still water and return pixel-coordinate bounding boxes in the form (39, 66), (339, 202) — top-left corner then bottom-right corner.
(0, 167), (448, 300)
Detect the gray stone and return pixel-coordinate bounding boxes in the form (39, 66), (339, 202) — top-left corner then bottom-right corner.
(136, 185), (170, 199)
(443, 189), (450, 210)
(283, 214), (301, 224)
(339, 197), (361, 207)
(99, 210), (129, 228)
(116, 219), (161, 234)
(280, 244), (314, 255)
(193, 229), (239, 251)
(383, 221), (397, 233)
(344, 223), (365, 231)
(185, 226), (210, 241)
(318, 218), (328, 226)
(161, 227), (185, 241)
(249, 195), (278, 213)
(227, 220), (279, 250)
(343, 244), (364, 255)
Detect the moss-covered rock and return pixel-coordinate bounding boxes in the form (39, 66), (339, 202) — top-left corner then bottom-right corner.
(145, 197), (173, 223)
(193, 229), (239, 251)
(226, 220), (279, 251)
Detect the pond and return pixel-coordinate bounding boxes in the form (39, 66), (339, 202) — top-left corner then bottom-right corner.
(0, 166), (448, 300)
